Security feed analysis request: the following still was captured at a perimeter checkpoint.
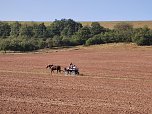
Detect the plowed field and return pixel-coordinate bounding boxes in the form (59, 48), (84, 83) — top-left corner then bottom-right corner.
(0, 44), (152, 114)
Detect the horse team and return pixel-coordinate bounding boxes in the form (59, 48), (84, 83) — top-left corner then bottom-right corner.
(46, 63), (79, 75)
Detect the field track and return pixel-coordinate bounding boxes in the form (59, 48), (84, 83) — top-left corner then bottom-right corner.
(0, 44), (152, 114)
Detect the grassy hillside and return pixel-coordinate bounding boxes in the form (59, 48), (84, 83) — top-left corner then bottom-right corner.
(3, 21), (52, 26)
(3, 21), (152, 29)
(81, 21), (152, 29)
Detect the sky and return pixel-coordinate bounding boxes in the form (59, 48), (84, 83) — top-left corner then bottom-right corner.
(0, 0), (151, 22)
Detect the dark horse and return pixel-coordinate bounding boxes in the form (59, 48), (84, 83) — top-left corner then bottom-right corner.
(46, 64), (61, 74)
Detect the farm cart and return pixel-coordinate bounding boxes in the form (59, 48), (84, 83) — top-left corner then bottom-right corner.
(64, 67), (79, 76)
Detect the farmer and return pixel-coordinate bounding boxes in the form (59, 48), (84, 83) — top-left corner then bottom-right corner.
(73, 65), (76, 70)
(69, 63), (73, 70)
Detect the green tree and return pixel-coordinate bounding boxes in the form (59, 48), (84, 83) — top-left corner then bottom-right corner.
(132, 26), (152, 45)
(90, 22), (105, 36)
(113, 23), (133, 42)
(19, 25), (33, 38)
(62, 37), (71, 46)
(75, 26), (91, 44)
(10, 21), (21, 37)
(0, 39), (11, 52)
(48, 19), (64, 37)
(47, 19), (82, 38)
(0, 22), (11, 38)
(61, 19), (82, 36)
(33, 23), (47, 38)
(46, 38), (53, 48)
(100, 31), (116, 43)
(70, 35), (84, 45)
(86, 34), (104, 46)
(52, 35), (62, 47)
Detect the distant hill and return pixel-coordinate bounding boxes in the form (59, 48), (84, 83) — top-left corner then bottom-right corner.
(2, 21), (152, 29)
(81, 21), (152, 29)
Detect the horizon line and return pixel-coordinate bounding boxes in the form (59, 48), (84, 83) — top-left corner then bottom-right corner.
(1, 20), (152, 22)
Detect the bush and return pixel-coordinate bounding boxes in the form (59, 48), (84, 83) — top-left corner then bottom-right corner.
(46, 38), (53, 48)
(62, 37), (72, 46)
(0, 38), (46, 52)
(132, 27), (152, 46)
(85, 34), (104, 46)
(132, 36), (152, 46)
(134, 37), (146, 46)
(0, 39), (11, 51)
(52, 35), (62, 47)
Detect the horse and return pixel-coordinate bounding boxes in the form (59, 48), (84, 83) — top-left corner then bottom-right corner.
(46, 64), (62, 74)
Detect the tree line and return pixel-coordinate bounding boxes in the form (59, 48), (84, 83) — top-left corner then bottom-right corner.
(0, 19), (152, 51)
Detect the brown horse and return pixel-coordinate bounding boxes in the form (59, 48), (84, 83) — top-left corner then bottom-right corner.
(46, 64), (62, 74)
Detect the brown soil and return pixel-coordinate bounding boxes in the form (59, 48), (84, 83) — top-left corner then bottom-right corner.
(0, 44), (152, 114)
